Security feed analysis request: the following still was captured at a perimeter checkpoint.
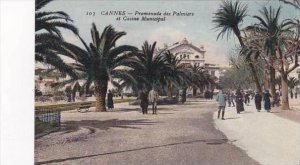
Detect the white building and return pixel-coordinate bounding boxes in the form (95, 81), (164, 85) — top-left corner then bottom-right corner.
(158, 38), (222, 79)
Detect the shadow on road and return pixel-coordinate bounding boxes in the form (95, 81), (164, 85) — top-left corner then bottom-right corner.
(59, 119), (159, 134)
(224, 117), (240, 120)
(109, 108), (140, 113)
(35, 138), (228, 165)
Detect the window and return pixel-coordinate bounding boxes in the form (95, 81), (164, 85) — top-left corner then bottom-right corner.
(195, 55), (199, 59)
(211, 71), (215, 76)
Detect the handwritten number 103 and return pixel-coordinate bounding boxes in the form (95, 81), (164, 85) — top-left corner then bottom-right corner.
(86, 12), (95, 16)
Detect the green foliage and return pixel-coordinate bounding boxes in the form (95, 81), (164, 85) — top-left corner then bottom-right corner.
(288, 77), (299, 89)
(219, 66), (254, 89)
(52, 24), (139, 94)
(35, 0), (79, 77)
(131, 41), (169, 91)
(249, 6), (295, 57)
(35, 88), (43, 96)
(213, 0), (248, 40)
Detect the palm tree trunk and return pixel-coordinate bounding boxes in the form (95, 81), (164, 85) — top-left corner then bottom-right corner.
(192, 87), (197, 96)
(269, 66), (276, 105)
(175, 89), (180, 101)
(181, 87), (187, 103)
(200, 86), (204, 93)
(234, 28), (262, 94)
(263, 68), (270, 90)
(280, 74), (290, 110)
(94, 80), (108, 112)
(167, 81), (173, 98)
(249, 62), (262, 93)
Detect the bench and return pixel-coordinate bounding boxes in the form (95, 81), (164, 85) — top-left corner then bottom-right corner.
(77, 103), (92, 113)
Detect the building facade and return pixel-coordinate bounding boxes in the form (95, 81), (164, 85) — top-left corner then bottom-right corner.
(158, 38), (222, 80)
(157, 38), (224, 94)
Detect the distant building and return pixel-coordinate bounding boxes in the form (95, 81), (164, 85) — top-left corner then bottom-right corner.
(157, 38), (222, 80)
(157, 38), (226, 93)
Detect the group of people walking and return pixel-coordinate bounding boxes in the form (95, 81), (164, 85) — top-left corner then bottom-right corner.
(216, 89), (277, 120)
(106, 88), (159, 114)
(140, 88), (159, 114)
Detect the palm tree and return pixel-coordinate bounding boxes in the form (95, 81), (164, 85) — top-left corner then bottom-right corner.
(163, 51), (191, 98)
(247, 6), (297, 109)
(213, 0), (262, 93)
(54, 23), (138, 112)
(279, 0), (300, 10)
(35, 0), (78, 37)
(189, 64), (211, 96)
(35, 0), (78, 77)
(133, 41), (170, 94)
(250, 6), (294, 102)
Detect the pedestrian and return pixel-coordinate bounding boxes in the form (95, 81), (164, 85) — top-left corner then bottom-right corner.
(148, 88), (159, 114)
(254, 91), (262, 112)
(216, 90), (227, 120)
(290, 89), (294, 99)
(230, 92), (235, 107)
(273, 90), (280, 107)
(139, 90), (148, 114)
(227, 92), (231, 107)
(235, 89), (245, 114)
(181, 89), (187, 104)
(72, 92), (76, 102)
(107, 90), (114, 110)
(263, 90), (272, 112)
(251, 92), (255, 100)
(244, 91), (250, 106)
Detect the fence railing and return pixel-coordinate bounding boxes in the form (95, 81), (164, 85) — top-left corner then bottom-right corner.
(35, 109), (61, 138)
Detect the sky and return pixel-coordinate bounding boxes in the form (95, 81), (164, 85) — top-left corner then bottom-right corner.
(42, 0), (300, 67)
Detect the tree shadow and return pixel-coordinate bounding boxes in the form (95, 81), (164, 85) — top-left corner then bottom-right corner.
(109, 108), (140, 113)
(35, 138), (228, 165)
(241, 111), (254, 114)
(224, 117), (240, 120)
(158, 113), (174, 115)
(59, 119), (159, 134)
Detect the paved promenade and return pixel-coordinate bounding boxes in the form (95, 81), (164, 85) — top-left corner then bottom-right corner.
(35, 99), (260, 165)
(214, 99), (300, 165)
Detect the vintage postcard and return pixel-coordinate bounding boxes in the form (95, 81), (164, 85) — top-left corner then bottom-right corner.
(34, 0), (300, 165)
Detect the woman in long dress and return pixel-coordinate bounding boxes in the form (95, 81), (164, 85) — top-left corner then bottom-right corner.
(107, 90), (114, 110)
(235, 89), (244, 114)
(139, 90), (148, 114)
(254, 92), (262, 112)
(263, 90), (272, 112)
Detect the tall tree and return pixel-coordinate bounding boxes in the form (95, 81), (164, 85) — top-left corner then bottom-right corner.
(35, 0), (78, 77)
(250, 7), (292, 101)
(189, 64), (214, 96)
(246, 6), (297, 109)
(213, 0), (262, 93)
(279, 0), (300, 10)
(133, 41), (169, 95)
(54, 23), (138, 112)
(163, 51), (191, 98)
